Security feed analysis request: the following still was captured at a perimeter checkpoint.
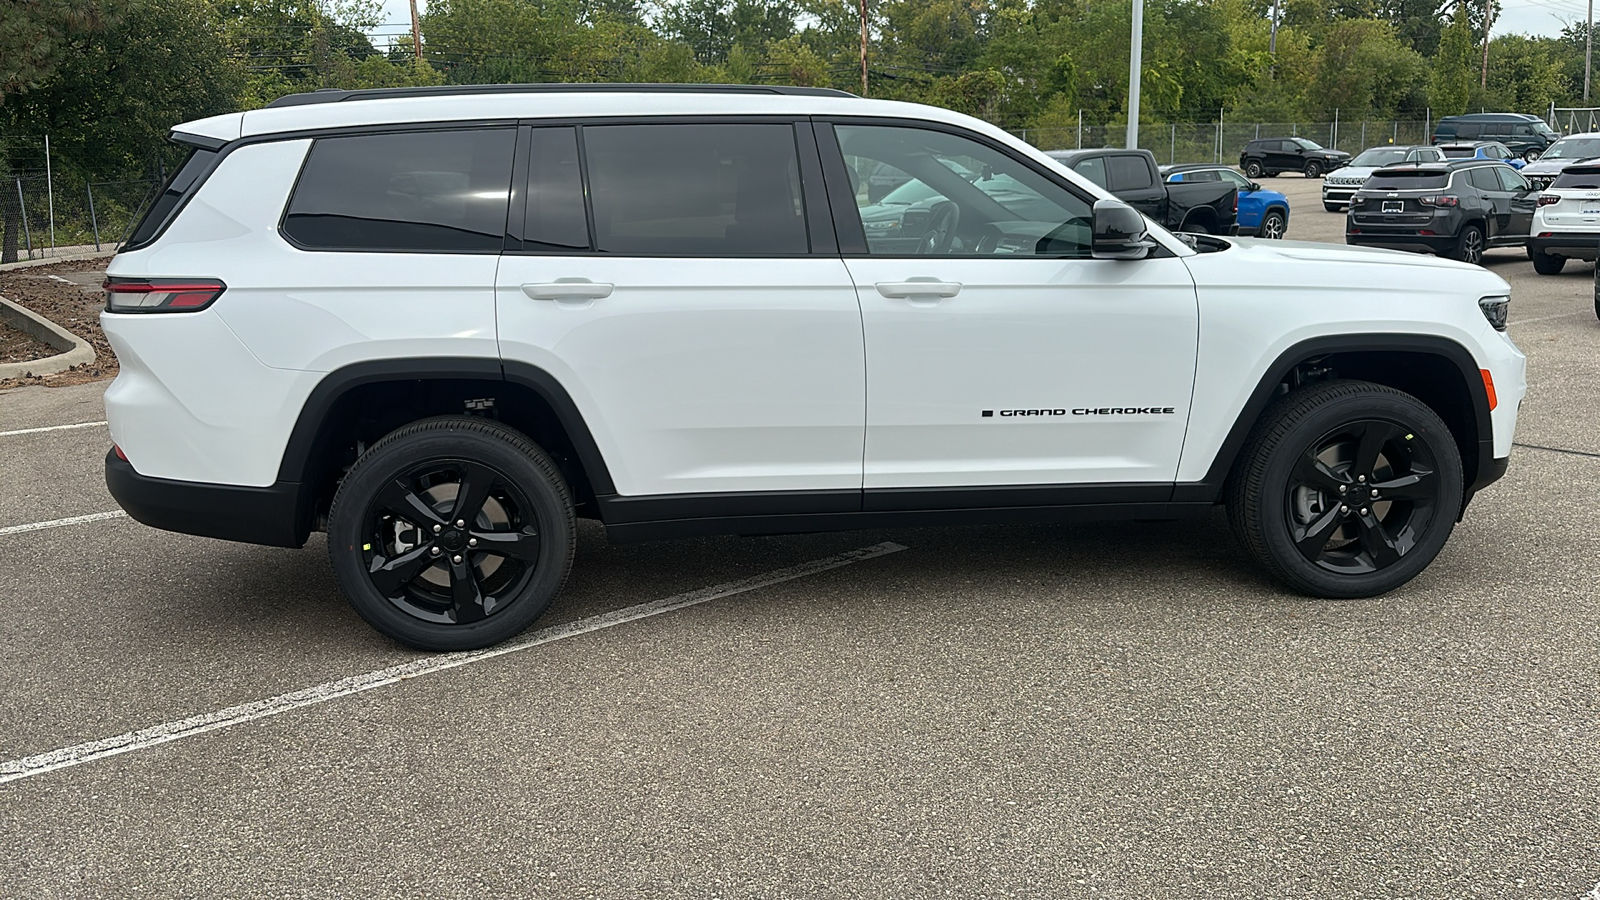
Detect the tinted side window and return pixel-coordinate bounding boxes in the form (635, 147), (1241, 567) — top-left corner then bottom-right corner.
(1456, 123), (1481, 138)
(583, 123), (807, 256)
(1074, 157), (1108, 188)
(1108, 155), (1153, 190)
(1495, 166), (1529, 191)
(125, 148), (218, 250)
(1468, 167), (1503, 191)
(523, 127), (589, 252)
(284, 129), (515, 253)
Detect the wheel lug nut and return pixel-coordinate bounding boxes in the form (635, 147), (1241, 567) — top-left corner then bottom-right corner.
(455, 519), (465, 528)
(1338, 485), (1347, 494)
(468, 538), (478, 548)
(431, 547), (440, 555)
(432, 524), (442, 533)
(1358, 475), (1366, 483)
(1340, 505), (1349, 513)
(452, 554), (463, 564)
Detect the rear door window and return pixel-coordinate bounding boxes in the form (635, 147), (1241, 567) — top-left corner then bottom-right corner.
(1107, 156), (1153, 191)
(582, 123), (809, 255)
(283, 129), (516, 253)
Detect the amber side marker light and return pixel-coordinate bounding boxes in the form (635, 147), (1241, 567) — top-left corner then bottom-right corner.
(1481, 369), (1498, 410)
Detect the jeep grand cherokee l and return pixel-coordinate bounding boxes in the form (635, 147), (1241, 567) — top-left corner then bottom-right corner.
(102, 84), (1526, 650)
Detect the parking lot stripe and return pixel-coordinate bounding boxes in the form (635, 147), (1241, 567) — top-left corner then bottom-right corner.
(0, 420), (107, 438)
(1509, 311), (1586, 326)
(0, 540), (908, 785)
(0, 510), (127, 536)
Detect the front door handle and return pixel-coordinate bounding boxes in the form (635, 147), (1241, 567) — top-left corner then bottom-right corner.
(875, 281), (962, 299)
(521, 280), (614, 301)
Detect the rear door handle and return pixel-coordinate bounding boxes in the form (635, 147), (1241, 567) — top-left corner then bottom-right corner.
(521, 280), (614, 300)
(875, 281), (962, 299)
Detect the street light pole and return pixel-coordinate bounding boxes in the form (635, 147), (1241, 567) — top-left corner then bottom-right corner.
(1127, 0), (1143, 150)
(1586, 0), (1593, 102)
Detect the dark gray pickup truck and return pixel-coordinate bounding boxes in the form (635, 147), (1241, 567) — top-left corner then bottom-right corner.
(1046, 148), (1238, 235)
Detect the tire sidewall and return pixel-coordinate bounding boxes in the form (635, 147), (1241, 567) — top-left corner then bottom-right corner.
(1245, 160), (1263, 178)
(328, 419), (575, 651)
(1253, 390), (1463, 598)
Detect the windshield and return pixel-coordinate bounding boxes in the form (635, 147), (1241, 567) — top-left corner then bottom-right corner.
(1536, 122), (1558, 135)
(1292, 138), (1322, 150)
(1351, 148), (1408, 167)
(1541, 137), (1600, 159)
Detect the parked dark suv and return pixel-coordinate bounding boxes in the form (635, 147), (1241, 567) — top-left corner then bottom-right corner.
(1432, 113), (1558, 160)
(1345, 160), (1537, 264)
(1239, 138), (1351, 178)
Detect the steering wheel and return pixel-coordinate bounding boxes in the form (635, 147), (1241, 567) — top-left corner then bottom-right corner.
(919, 201), (960, 255)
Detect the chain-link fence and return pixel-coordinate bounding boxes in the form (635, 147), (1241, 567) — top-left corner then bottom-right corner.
(1013, 120), (1437, 166)
(1, 136), (169, 263)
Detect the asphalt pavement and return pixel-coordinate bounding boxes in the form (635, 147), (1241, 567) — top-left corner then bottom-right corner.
(1, 176), (1596, 898)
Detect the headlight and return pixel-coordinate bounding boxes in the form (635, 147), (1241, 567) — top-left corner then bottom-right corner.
(1479, 294), (1509, 331)
(864, 218), (900, 231)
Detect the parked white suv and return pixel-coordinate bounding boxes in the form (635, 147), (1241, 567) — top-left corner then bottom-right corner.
(1528, 163), (1600, 275)
(102, 84), (1527, 650)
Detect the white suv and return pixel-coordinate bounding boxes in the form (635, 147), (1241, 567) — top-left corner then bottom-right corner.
(1528, 163), (1600, 275)
(102, 84), (1527, 650)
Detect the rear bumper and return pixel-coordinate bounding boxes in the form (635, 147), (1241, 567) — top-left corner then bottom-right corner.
(105, 450), (307, 548)
(1345, 230), (1458, 255)
(1527, 233), (1600, 259)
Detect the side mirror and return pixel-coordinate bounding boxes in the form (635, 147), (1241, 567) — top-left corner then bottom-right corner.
(1247, 182), (1262, 192)
(1091, 199), (1154, 260)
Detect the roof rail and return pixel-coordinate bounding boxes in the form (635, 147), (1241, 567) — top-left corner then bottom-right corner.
(265, 83), (859, 109)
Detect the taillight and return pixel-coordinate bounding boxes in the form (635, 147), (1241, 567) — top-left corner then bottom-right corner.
(1418, 195), (1458, 207)
(1537, 194), (1560, 206)
(103, 278), (226, 313)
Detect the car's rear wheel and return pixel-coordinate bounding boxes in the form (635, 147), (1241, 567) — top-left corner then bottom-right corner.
(1244, 160), (1264, 178)
(1227, 380), (1463, 599)
(1451, 224), (1485, 265)
(1531, 250), (1566, 274)
(1323, 202), (1343, 213)
(1304, 161), (1323, 178)
(1259, 209), (1288, 239)
(327, 416), (576, 651)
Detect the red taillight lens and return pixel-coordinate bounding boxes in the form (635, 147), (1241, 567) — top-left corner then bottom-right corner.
(103, 278), (226, 313)
(1418, 195), (1458, 207)
(1538, 194), (1560, 206)
(113, 444), (128, 462)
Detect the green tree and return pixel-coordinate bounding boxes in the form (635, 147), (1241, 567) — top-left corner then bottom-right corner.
(1430, 2), (1474, 116)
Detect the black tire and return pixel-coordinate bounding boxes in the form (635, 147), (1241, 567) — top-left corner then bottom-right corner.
(1227, 380), (1463, 599)
(1243, 159), (1264, 178)
(1451, 224), (1485, 265)
(1259, 209), (1288, 239)
(1182, 217), (1212, 235)
(1524, 148), (1542, 161)
(1531, 251), (1566, 275)
(1304, 161), (1323, 179)
(327, 416), (576, 651)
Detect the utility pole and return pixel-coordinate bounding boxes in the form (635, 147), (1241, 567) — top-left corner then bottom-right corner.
(1481, 0), (1492, 90)
(1269, 0), (1279, 67)
(858, 0), (869, 97)
(409, 0), (423, 62)
(1127, 0), (1143, 150)
(1586, 0), (1594, 101)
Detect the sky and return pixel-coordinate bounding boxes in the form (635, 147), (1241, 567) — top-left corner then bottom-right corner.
(371, 0), (1586, 58)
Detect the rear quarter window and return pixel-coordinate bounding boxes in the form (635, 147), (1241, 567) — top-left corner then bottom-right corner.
(283, 128), (517, 253)
(124, 147), (219, 251)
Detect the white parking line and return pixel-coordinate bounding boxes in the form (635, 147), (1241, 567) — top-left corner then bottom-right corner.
(0, 540), (908, 785)
(0, 510), (127, 536)
(1510, 311), (1585, 326)
(0, 420), (108, 438)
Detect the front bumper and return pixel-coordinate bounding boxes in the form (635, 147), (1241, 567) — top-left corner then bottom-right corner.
(1527, 232), (1600, 259)
(105, 450), (307, 548)
(1322, 185), (1361, 205)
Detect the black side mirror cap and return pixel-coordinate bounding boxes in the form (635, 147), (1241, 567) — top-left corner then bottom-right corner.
(1091, 199), (1154, 260)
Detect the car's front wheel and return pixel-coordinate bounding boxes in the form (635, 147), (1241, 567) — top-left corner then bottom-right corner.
(327, 416), (576, 651)
(1227, 381), (1463, 598)
(1259, 209), (1288, 239)
(1244, 160), (1264, 178)
(1304, 161), (1323, 178)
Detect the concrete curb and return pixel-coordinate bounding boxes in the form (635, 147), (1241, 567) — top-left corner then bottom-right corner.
(0, 249), (115, 272)
(0, 294), (96, 379)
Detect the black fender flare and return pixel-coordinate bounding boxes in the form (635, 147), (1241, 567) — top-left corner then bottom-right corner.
(1173, 334), (1495, 503)
(276, 356), (617, 517)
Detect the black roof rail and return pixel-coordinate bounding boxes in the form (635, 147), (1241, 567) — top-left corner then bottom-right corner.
(265, 83), (859, 109)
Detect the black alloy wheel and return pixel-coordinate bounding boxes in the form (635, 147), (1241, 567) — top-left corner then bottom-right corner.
(1453, 224), (1485, 265)
(1244, 160), (1264, 178)
(1259, 209), (1287, 239)
(328, 416), (575, 651)
(1228, 380), (1463, 598)
(1304, 160), (1323, 178)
